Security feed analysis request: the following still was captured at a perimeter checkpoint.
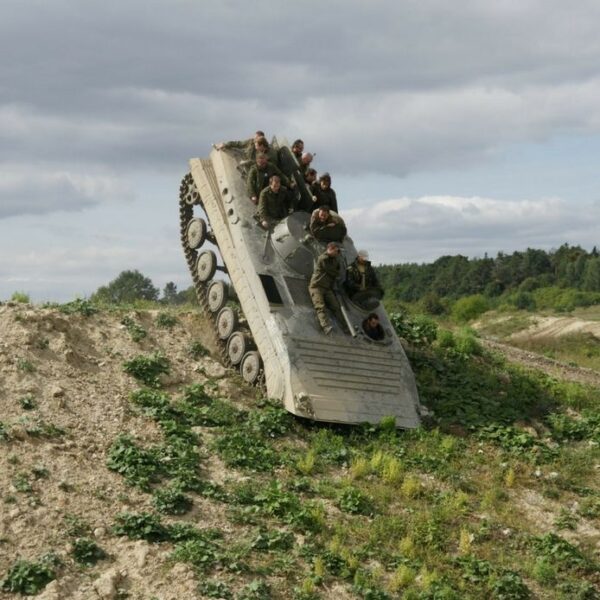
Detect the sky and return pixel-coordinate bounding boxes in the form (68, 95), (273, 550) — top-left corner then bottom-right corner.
(1, 0), (599, 301)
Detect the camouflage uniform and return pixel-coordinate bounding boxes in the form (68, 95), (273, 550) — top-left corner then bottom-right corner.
(311, 184), (338, 213)
(309, 251), (346, 332)
(257, 185), (290, 227)
(309, 209), (347, 243)
(246, 162), (290, 200)
(345, 258), (383, 297)
(246, 144), (279, 166)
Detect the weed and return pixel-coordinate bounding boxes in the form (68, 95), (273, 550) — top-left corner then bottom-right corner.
(31, 466), (49, 479)
(121, 316), (147, 342)
(71, 538), (107, 566)
(113, 512), (169, 542)
(1, 554), (60, 595)
(177, 383), (240, 427)
(310, 429), (350, 466)
(554, 508), (578, 530)
(19, 395), (37, 410)
(170, 537), (220, 572)
(11, 291), (30, 303)
(16, 358), (35, 373)
(0, 422), (9, 441)
(338, 487), (374, 516)
(297, 450), (316, 475)
(106, 435), (163, 490)
(59, 298), (98, 316)
(214, 429), (279, 471)
(350, 457), (370, 480)
(389, 564), (416, 591)
(400, 474), (421, 499)
(64, 514), (92, 538)
(35, 337), (50, 350)
(390, 311), (438, 346)
(489, 570), (530, 599)
(250, 528), (294, 552)
(197, 580), (233, 599)
(25, 420), (65, 438)
(13, 473), (32, 493)
(188, 340), (209, 358)
(122, 352), (170, 387)
(532, 532), (592, 571)
(247, 401), (293, 437)
(152, 486), (193, 515)
(155, 312), (178, 329)
(531, 558), (557, 585)
(238, 580), (272, 600)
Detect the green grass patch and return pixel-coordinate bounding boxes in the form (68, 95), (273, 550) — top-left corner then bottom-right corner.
(123, 352), (169, 387)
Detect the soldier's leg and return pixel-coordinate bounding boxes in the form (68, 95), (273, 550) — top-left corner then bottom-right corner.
(309, 287), (332, 331)
(324, 290), (349, 333)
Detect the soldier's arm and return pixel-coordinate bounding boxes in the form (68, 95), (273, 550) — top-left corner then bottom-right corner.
(246, 167), (258, 201)
(257, 189), (268, 222)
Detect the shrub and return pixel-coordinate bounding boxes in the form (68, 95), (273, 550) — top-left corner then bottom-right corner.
(123, 352), (170, 387)
(59, 298), (98, 316)
(113, 512), (169, 542)
(1, 555), (58, 595)
(152, 486), (193, 515)
(155, 312), (178, 329)
(451, 294), (490, 322)
(338, 487), (374, 515)
(390, 312), (438, 346)
(106, 435), (163, 490)
(189, 340), (209, 358)
(10, 291), (30, 303)
(71, 538), (107, 566)
(121, 316), (147, 342)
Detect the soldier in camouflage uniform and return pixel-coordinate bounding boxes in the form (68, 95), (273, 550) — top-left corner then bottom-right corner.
(246, 153), (291, 204)
(344, 249), (384, 309)
(248, 136), (279, 165)
(309, 242), (348, 335)
(215, 130), (265, 153)
(257, 175), (290, 228)
(309, 205), (347, 243)
(311, 172), (338, 213)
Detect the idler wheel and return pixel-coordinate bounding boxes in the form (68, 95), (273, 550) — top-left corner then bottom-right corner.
(186, 218), (207, 249)
(216, 306), (238, 340)
(226, 331), (251, 365)
(196, 250), (217, 282)
(240, 351), (262, 384)
(207, 280), (228, 313)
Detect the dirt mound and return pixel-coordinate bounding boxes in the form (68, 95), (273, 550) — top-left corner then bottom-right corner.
(0, 304), (239, 600)
(511, 316), (600, 341)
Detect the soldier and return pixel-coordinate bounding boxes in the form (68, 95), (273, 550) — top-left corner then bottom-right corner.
(246, 153), (291, 204)
(215, 130), (265, 153)
(309, 242), (348, 335)
(309, 205), (347, 243)
(344, 249), (384, 309)
(305, 167), (318, 187)
(257, 175), (289, 228)
(290, 139), (304, 162)
(311, 172), (338, 213)
(362, 313), (385, 341)
(299, 152), (314, 175)
(250, 136), (279, 165)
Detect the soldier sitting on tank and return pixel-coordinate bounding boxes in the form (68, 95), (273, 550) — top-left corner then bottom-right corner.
(257, 175), (290, 229)
(309, 205), (347, 243)
(362, 312), (385, 341)
(311, 172), (338, 213)
(309, 242), (350, 336)
(215, 130), (265, 153)
(250, 136), (279, 165)
(344, 249), (384, 309)
(299, 152), (314, 175)
(246, 153), (292, 205)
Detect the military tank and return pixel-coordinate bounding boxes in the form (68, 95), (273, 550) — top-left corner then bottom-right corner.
(179, 137), (421, 427)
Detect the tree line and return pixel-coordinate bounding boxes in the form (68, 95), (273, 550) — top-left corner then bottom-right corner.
(377, 244), (600, 312)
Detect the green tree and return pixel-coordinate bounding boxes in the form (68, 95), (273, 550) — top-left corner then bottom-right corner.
(92, 270), (159, 304)
(162, 282), (178, 304)
(582, 258), (600, 292)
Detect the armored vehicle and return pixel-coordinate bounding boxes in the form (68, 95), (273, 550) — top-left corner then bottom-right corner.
(179, 137), (421, 427)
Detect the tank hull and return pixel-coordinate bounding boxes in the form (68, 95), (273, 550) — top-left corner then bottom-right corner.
(186, 147), (421, 427)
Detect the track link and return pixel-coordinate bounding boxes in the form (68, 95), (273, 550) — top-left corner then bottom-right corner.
(179, 173), (265, 388)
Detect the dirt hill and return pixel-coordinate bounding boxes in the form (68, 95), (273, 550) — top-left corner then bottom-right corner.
(0, 303), (599, 599)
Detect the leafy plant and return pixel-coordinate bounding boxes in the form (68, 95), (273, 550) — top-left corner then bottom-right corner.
(197, 579), (233, 599)
(532, 533), (591, 571)
(71, 538), (107, 566)
(11, 291), (30, 303)
(16, 358), (35, 373)
(390, 311), (438, 346)
(338, 486), (374, 515)
(155, 312), (178, 329)
(214, 429), (279, 471)
(19, 395), (37, 410)
(106, 435), (163, 490)
(59, 298), (99, 316)
(238, 579), (272, 600)
(188, 340), (209, 358)
(1, 554), (59, 595)
(250, 528), (294, 552)
(170, 537), (220, 572)
(489, 570), (530, 599)
(122, 352), (170, 387)
(121, 316), (147, 342)
(113, 512), (169, 542)
(152, 486), (192, 515)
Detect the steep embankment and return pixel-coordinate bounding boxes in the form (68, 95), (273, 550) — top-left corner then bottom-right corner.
(0, 304), (599, 600)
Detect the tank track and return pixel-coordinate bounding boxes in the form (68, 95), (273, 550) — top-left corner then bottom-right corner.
(178, 172), (265, 388)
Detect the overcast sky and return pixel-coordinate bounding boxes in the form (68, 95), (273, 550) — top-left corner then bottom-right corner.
(1, 0), (599, 301)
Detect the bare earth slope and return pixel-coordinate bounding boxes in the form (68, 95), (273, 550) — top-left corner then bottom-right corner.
(0, 304), (243, 600)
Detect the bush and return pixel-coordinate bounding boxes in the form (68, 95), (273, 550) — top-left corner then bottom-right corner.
(390, 312), (438, 346)
(10, 291), (30, 303)
(123, 353), (170, 387)
(1, 555), (58, 595)
(451, 294), (490, 323)
(71, 538), (107, 566)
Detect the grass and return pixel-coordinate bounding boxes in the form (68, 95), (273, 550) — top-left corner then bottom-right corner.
(98, 310), (600, 597)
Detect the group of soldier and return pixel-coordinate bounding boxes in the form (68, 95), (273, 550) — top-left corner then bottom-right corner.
(216, 131), (384, 339)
